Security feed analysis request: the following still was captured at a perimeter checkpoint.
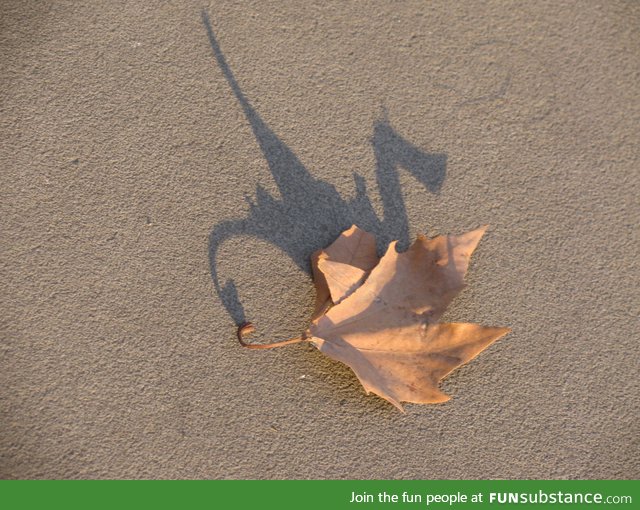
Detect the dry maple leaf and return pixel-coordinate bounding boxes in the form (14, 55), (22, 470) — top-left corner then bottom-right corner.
(238, 225), (510, 411)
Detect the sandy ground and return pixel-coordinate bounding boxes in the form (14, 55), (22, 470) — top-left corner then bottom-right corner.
(1, 0), (639, 479)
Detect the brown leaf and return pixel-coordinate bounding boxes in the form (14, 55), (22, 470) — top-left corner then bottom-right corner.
(239, 225), (510, 412)
(310, 225), (378, 318)
(308, 226), (509, 410)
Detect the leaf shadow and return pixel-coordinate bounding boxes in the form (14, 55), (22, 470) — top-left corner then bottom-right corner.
(202, 10), (447, 328)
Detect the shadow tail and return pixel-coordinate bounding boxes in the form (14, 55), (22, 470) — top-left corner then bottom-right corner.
(208, 217), (252, 324)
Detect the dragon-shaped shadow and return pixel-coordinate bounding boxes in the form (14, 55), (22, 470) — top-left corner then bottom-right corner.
(203, 11), (447, 325)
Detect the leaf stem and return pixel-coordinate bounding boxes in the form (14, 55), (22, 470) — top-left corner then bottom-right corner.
(236, 322), (309, 350)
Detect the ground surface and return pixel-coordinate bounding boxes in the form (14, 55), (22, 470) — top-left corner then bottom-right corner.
(1, 0), (638, 479)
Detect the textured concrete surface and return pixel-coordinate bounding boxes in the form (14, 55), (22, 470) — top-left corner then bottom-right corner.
(1, 0), (639, 479)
